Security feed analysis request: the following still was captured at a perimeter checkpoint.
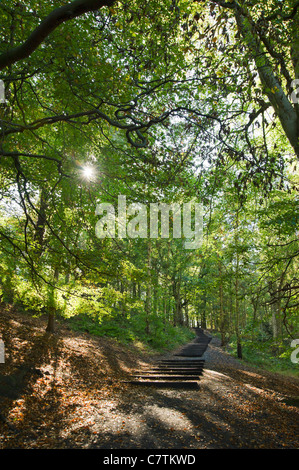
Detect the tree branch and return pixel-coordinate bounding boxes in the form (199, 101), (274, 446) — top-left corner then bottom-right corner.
(263, 1), (299, 21)
(0, 0), (115, 71)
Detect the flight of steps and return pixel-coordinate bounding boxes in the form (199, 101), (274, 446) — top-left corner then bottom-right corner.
(125, 328), (211, 389)
(174, 328), (212, 357)
(126, 359), (205, 389)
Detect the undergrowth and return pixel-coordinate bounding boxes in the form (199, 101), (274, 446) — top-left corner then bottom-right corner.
(64, 312), (195, 353)
(226, 333), (299, 377)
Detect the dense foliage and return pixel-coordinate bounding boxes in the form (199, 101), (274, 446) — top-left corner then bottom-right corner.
(0, 0), (298, 368)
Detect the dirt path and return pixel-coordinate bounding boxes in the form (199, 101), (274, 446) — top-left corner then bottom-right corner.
(0, 308), (298, 450)
(85, 336), (299, 450)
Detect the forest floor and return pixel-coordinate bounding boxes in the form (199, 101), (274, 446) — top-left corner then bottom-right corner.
(0, 304), (298, 450)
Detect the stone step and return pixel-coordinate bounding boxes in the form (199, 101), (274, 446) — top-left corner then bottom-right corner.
(132, 375), (200, 380)
(137, 369), (203, 375)
(151, 362), (204, 366)
(174, 353), (205, 357)
(152, 363), (205, 367)
(142, 367), (203, 372)
(176, 349), (207, 352)
(157, 359), (205, 366)
(125, 380), (200, 389)
(127, 330), (210, 390)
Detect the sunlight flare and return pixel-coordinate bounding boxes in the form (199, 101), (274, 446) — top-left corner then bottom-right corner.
(81, 164), (96, 181)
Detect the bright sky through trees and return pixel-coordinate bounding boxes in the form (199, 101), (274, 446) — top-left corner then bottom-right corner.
(81, 165), (96, 181)
(0, 0), (297, 359)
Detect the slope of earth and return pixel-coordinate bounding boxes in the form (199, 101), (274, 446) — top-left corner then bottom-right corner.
(0, 304), (298, 449)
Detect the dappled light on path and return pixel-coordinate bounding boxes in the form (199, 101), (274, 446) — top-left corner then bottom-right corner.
(0, 308), (298, 449)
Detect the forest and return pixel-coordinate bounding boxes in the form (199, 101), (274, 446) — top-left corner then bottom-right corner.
(0, 0), (298, 373)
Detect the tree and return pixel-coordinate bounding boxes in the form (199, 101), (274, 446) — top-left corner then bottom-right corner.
(0, 0), (115, 70)
(208, 0), (299, 156)
(0, 0), (297, 353)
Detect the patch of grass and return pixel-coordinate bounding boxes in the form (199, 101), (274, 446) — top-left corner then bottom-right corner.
(66, 313), (195, 354)
(226, 334), (299, 377)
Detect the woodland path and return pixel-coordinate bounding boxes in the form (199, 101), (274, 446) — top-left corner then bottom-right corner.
(0, 309), (298, 450)
(88, 335), (299, 450)
(125, 328), (211, 388)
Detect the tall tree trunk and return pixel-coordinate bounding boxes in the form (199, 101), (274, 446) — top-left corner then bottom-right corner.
(145, 240), (152, 335)
(173, 274), (183, 326)
(184, 295), (189, 328)
(234, 210), (242, 359)
(272, 300), (278, 340)
(132, 281), (136, 298)
(201, 292), (207, 329)
(201, 309), (207, 330)
(46, 267), (59, 334)
(34, 189), (57, 334)
(218, 259), (226, 346)
(46, 311), (55, 334)
(34, 189), (47, 255)
(270, 273), (285, 353)
(233, 5), (299, 157)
